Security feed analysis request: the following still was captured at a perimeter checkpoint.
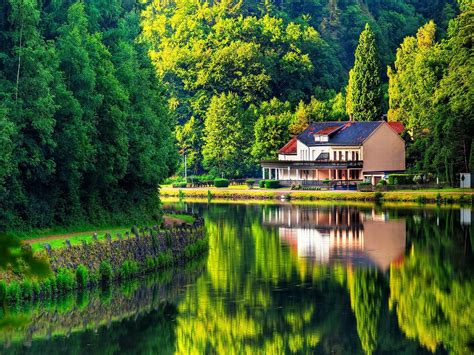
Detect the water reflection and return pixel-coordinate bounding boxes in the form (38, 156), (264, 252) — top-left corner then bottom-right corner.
(1, 203), (472, 354)
(263, 205), (406, 270)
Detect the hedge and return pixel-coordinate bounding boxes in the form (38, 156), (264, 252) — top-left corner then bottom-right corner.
(258, 180), (266, 188)
(214, 178), (229, 187)
(264, 180), (280, 189)
(172, 182), (187, 188)
(388, 174), (415, 185)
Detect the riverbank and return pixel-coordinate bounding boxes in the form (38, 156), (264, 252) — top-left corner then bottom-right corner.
(0, 212), (208, 304)
(160, 186), (474, 204)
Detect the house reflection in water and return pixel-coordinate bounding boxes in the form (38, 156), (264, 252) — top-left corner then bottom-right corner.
(263, 206), (406, 271)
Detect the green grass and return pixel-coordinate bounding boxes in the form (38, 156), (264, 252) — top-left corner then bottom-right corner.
(21, 213), (194, 252)
(170, 214), (195, 224)
(29, 228), (130, 252)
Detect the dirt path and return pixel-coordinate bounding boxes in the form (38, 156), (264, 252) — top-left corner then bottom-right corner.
(23, 216), (186, 244)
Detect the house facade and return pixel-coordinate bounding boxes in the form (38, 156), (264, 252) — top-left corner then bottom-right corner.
(261, 121), (405, 185)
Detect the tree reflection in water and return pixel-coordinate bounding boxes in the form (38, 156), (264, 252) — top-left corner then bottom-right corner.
(175, 203), (472, 354)
(1, 203), (472, 354)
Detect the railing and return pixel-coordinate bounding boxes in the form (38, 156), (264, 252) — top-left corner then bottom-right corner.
(261, 160), (363, 169)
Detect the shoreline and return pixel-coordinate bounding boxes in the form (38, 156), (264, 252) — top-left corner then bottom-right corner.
(0, 212), (208, 305)
(160, 187), (474, 204)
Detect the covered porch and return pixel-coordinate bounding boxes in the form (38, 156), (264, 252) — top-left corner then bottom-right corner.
(261, 160), (364, 183)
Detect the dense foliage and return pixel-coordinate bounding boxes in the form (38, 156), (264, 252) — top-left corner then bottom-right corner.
(142, 0), (466, 179)
(388, 4), (473, 183)
(0, 0), (176, 230)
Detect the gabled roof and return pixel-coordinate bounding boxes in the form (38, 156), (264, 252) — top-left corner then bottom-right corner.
(297, 121), (384, 147)
(279, 137), (297, 154)
(387, 121), (405, 135)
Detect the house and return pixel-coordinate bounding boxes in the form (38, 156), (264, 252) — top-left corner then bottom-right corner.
(261, 120), (405, 185)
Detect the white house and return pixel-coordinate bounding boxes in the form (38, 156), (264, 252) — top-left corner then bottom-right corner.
(261, 121), (405, 185)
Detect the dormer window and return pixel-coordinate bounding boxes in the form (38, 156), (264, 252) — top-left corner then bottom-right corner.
(315, 135), (328, 142)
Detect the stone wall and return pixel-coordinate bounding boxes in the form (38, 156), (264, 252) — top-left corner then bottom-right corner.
(44, 216), (205, 273)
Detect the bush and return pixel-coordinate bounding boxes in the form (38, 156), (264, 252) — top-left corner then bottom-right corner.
(0, 281), (6, 303)
(6, 282), (21, 304)
(374, 192), (383, 202)
(118, 260), (140, 279)
(99, 261), (113, 284)
(156, 251), (173, 267)
(377, 179), (387, 186)
(322, 178), (331, 184)
(20, 280), (34, 300)
(172, 182), (187, 188)
(246, 179), (255, 188)
(258, 180), (266, 188)
(388, 174), (415, 185)
(57, 268), (76, 293)
(76, 265), (89, 289)
(164, 176), (185, 185)
(214, 178), (229, 187)
(264, 180), (280, 189)
(146, 257), (156, 270)
(40, 279), (52, 297)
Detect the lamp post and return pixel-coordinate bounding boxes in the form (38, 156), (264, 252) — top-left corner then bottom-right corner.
(180, 149), (187, 180)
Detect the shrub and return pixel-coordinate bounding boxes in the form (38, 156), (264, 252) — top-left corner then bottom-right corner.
(0, 281), (6, 303)
(57, 268), (76, 293)
(258, 180), (266, 188)
(322, 178), (331, 184)
(6, 282), (21, 304)
(377, 179), (387, 186)
(146, 257), (156, 270)
(246, 179), (255, 188)
(76, 265), (90, 289)
(172, 182), (187, 188)
(99, 261), (113, 284)
(32, 281), (40, 298)
(264, 180), (280, 189)
(374, 192), (383, 202)
(20, 280), (34, 300)
(118, 260), (140, 279)
(156, 251), (173, 267)
(214, 178), (229, 187)
(40, 279), (52, 297)
(388, 174), (415, 185)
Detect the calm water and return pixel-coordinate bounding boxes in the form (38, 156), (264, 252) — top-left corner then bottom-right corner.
(1, 202), (473, 354)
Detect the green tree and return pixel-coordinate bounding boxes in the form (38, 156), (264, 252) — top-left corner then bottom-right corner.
(202, 92), (255, 177)
(346, 24), (383, 121)
(252, 98), (293, 161)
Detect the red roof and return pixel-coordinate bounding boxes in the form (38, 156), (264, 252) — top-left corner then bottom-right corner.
(315, 125), (342, 135)
(279, 137), (297, 154)
(387, 121), (405, 135)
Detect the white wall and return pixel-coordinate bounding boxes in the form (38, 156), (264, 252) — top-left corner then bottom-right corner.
(292, 140), (361, 162)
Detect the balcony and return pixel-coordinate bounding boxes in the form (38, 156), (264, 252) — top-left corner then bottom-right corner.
(260, 160), (363, 170)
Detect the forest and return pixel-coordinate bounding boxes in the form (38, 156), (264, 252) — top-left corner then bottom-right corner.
(0, 0), (176, 230)
(0, 0), (472, 229)
(141, 0), (472, 179)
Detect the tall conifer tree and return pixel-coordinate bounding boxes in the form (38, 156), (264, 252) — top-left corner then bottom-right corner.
(346, 24), (383, 121)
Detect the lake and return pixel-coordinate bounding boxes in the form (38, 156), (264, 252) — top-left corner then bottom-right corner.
(1, 202), (473, 354)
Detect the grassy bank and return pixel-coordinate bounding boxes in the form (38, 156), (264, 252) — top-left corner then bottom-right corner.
(6, 213), (194, 242)
(161, 187), (474, 204)
(0, 233), (208, 306)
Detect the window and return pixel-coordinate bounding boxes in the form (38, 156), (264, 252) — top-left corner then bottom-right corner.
(352, 151), (355, 161)
(339, 151), (343, 161)
(345, 151), (348, 160)
(333, 151), (337, 161)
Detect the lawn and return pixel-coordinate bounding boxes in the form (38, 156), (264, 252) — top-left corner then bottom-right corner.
(18, 213), (195, 252)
